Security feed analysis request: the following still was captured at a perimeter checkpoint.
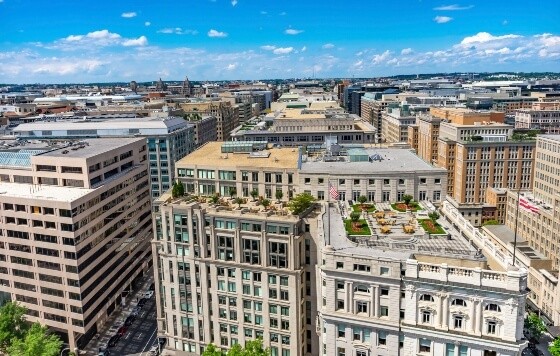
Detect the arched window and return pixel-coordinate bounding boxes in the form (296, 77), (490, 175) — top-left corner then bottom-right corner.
(354, 285), (370, 293)
(419, 294), (434, 302)
(485, 303), (501, 312)
(451, 298), (467, 307)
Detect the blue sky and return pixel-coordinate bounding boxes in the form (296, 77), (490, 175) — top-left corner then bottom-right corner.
(1, 0), (559, 83)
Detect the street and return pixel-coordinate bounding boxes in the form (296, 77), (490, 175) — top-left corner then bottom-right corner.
(107, 296), (159, 356)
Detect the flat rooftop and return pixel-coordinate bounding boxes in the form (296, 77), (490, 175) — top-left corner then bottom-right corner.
(41, 138), (143, 159)
(14, 116), (188, 132)
(325, 205), (478, 261)
(176, 142), (299, 169)
(301, 148), (444, 174)
(0, 182), (94, 202)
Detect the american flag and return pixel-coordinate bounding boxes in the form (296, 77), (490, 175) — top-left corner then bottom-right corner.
(329, 182), (339, 200)
(519, 197), (540, 214)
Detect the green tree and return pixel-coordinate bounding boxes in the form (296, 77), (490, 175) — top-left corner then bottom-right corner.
(402, 194), (413, 206)
(7, 323), (62, 356)
(171, 181), (184, 198)
(228, 187), (237, 198)
(275, 190), (284, 202)
(350, 212), (361, 222)
(357, 195), (367, 207)
(428, 211), (440, 224)
(209, 193), (220, 204)
(526, 313), (546, 340)
(287, 192), (316, 215)
(261, 199), (271, 210)
(482, 220), (500, 226)
(234, 197), (244, 209)
(250, 189), (259, 201)
(549, 338), (560, 356)
(202, 339), (269, 356)
(0, 302), (29, 353)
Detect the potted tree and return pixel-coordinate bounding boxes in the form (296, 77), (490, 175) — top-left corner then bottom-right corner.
(357, 195), (367, 210)
(275, 190), (284, 203)
(250, 189), (259, 202)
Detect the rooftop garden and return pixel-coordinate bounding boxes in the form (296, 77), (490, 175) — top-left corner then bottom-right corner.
(419, 212), (446, 235)
(344, 218), (371, 236)
(352, 196), (376, 212)
(391, 195), (420, 212)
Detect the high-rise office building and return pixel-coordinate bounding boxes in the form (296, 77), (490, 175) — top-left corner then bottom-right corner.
(0, 138), (152, 350)
(14, 116), (196, 198)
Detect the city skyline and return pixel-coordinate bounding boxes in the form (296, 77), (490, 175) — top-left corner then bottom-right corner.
(1, 0), (559, 83)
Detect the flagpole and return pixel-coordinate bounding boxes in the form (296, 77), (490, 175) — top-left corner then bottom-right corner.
(512, 189), (520, 267)
(327, 176), (331, 246)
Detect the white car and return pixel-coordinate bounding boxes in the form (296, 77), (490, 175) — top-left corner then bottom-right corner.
(149, 345), (159, 355)
(144, 291), (154, 298)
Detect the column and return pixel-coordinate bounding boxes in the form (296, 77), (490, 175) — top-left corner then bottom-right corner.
(346, 282), (353, 313)
(374, 286), (379, 317)
(475, 299), (483, 335)
(442, 295), (448, 329)
(371, 285), (376, 318)
(470, 298), (477, 333)
(437, 294), (443, 327)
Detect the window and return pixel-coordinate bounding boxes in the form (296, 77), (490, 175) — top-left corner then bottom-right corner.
(485, 303), (501, 312)
(336, 281), (345, 290)
(218, 236), (234, 261)
(380, 266), (390, 275)
(243, 239), (260, 264)
(454, 316), (464, 329)
(354, 285), (369, 293)
(337, 324), (345, 338)
(337, 347), (345, 356)
(339, 179), (345, 185)
(269, 242), (288, 268)
(268, 275), (277, 284)
(356, 301), (368, 314)
(380, 306), (389, 317)
(353, 264), (370, 272)
(422, 311), (431, 323)
(487, 321), (497, 335)
(352, 327), (370, 343)
(378, 330), (387, 345)
(356, 351), (367, 356)
(420, 294), (434, 302)
(336, 262), (344, 269)
(380, 288), (389, 296)
(419, 339), (431, 353)
(336, 300), (344, 310)
(452, 298), (467, 307)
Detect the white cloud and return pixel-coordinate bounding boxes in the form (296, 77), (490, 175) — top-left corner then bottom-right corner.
(434, 16), (453, 23)
(231, 0), (237, 6)
(301, 46), (306, 52)
(121, 12), (137, 18)
(433, 4), (473, 10)
(158, 28), (198, 35)
(285, 28), (303, 35)
(401, 48), (414, 55)
(226, 63), (237, 70)
(279, 12), (287, 16)
(372, 50), (392, 65)
(260, 45), (276, 51)
(502, 20), (508, 25)
(273, 47), (293, 55)
(460, 32), (520, 45)
(122, 36), (148, 47)
(260, 11), (267, 15)
(208, 29), (228, 38)
(322, 43), (335, 49)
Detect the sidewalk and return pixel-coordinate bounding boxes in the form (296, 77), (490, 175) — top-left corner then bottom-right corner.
(82, 269), (154, 355)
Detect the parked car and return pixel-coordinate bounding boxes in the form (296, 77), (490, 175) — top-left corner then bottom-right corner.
(138, 298), (147, 308)
(124, 315), (135, 326)
(149, 282), (155, 291)
(130, 307), (140, 316)
(144, 290), (154, 298)
(107, 335), (120, 348)
(98, 348), (110, 356)
(149, 345), (159, 355)
(117, 326), (128, 337)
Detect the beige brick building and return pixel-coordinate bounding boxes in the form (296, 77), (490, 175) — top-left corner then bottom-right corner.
(0, 138), (152, 350)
